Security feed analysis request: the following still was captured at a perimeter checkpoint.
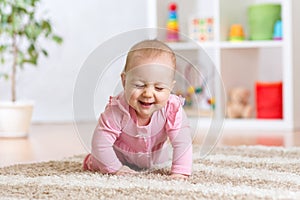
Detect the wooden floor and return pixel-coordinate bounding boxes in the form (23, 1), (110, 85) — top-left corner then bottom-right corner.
(0, 123), (299, 167)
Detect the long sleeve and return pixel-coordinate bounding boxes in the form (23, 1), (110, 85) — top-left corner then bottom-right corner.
(91, 104), (123, 173)
(166, 96), (193, 175)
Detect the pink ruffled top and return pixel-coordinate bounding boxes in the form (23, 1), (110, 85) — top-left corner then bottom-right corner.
(91, 92), (193, 175)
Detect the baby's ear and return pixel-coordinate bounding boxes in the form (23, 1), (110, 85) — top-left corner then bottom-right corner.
(121, 72), (126, 88)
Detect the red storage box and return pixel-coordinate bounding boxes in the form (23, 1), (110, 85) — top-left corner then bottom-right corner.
(255, 81), (283, 119)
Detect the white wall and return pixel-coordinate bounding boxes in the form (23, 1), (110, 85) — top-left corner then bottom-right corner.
(0, 0), (149, 122)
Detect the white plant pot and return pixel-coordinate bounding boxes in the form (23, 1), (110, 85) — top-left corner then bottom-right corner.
(0, 101), (34, 138)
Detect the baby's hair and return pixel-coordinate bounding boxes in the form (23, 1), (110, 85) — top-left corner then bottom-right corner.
(124, 39), (176, 72)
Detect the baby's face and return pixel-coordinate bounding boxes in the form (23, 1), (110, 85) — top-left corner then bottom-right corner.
(122, 57), (175, 121)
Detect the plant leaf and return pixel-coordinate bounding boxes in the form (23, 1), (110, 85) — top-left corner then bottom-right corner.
(41, 49), (48, 56)
(0, 73), (9, 80)
(52, 35), (63, 44)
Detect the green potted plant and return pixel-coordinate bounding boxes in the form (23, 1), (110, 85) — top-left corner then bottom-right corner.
(0, 0), (62, 137)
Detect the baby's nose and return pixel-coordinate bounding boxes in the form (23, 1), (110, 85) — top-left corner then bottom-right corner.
(142, 86), (154, 97)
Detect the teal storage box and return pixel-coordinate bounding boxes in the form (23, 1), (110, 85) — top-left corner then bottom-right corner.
(248, 4), (281, 40)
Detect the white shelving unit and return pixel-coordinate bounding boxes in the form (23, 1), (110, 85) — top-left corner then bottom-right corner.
(147, 0), (300, 131)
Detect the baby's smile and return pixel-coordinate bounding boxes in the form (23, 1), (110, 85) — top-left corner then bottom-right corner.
(139, 100), (154, 107)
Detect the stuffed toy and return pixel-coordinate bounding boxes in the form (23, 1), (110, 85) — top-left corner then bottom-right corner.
(227, 87), (252, 118)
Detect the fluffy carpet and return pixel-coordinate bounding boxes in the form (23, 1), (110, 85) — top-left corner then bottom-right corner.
(0, 145), (300, 200)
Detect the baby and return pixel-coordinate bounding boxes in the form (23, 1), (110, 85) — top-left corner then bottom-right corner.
(83, 39), (192, 178)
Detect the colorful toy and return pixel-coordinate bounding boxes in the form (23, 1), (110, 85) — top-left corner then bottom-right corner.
(207, 97), (215, 110)
(248, 4), (281, 40)
(229, 24), (245, 41)
(189, 17), (214, 42)
(184, 85), (204, 107)
(227, 87), (252, 118)
(166, 3), (180, 42)
(184, 93), (193, 107)
(195, 87), (203, 94)
(175, 62), (214, 112)
(273, 20), (282, 40)
(256, 81), (282, 119)
(187, 86), (195, 94)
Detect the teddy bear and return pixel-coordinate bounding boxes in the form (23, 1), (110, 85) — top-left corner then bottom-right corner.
(227, 87), (252, 118)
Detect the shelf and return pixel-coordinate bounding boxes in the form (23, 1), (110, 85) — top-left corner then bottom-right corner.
(188, 117), (293, 131)
(166, 41), (216, 50)
(151, 0), (300, 131)
(220, 40), (283, 49)
(167, 40), (283, 51)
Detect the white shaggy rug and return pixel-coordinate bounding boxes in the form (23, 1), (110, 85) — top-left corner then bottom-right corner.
(0, 145), (300, 199)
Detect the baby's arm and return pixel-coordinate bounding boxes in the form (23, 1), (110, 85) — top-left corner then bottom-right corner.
(91, 123), (123, 173)
(168, 123), (193, 177)
(91, 104), (136, 174)
(92, 123), (139, 175)
(166, 98), (193, 177)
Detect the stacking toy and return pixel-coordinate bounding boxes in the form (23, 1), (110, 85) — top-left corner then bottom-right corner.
(229, 24), (245, 41)
(166, 3), (180, 42)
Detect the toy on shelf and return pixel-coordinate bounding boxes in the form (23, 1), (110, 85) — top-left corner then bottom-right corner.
(184, 85), (204, 107)
(255, 81), (282, 119)
(207, 97), (215, 110)
(248, 4), (281, 40)
(189, 17), (214, 42)
(227, 87), (252, 118)
(166, 2), (180, 42)
(273, 20), (282, 40)
(229, 24), (245, 41)
(174, 62), (215, 117)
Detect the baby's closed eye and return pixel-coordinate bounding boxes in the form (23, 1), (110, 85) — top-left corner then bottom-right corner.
(131, 83), (145, 89)
(155, 86), (165, 91)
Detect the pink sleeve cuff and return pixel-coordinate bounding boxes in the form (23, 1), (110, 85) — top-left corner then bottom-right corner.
(171, 165), (192, 176)
(104, 164), (123, 174)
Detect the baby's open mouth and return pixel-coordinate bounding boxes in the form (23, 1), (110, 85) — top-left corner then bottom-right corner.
(139, 101), (153, 106)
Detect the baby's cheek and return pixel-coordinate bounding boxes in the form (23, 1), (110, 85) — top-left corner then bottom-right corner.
(124, 87), (136, 102)
(158, 92), (171, 104)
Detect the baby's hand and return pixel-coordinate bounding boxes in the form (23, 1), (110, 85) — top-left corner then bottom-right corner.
(170, 173), (189, 180)
(115, 165), (138, 175)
